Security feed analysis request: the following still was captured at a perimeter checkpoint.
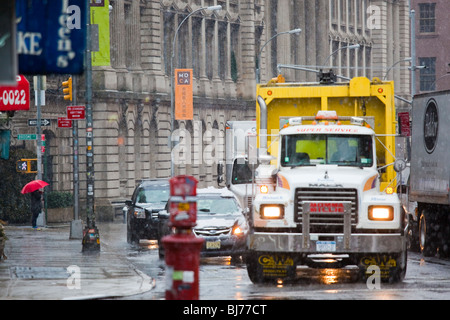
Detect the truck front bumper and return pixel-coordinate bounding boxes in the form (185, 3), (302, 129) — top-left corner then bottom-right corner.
(248, 232), (406, 253)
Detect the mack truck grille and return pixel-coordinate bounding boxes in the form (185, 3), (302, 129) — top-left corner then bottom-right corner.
(294, 188), (358, 233)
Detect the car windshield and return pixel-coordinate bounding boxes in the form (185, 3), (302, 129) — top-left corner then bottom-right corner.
(280, 134), (373, 167)
(197, 197), (240, 216)
(136, 187), (170, 204)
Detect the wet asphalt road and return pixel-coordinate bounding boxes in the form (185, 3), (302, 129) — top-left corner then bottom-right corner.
(99, 222), (450, 300)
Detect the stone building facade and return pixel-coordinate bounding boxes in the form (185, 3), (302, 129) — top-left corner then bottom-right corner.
(8, 0), (410, 217)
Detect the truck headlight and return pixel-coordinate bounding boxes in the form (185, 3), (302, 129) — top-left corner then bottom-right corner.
(368, 206), (393, 221)
(260, 205), (284, 219)
(133, 208), (146, 219)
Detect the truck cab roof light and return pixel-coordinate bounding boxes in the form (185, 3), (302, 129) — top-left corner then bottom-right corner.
(350, 117), (365, 126)
(288, 117), (302, 126)
(315, 110), (338, 120)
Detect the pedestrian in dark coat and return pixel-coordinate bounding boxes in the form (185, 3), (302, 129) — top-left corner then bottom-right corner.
(30, 190), (42, 228)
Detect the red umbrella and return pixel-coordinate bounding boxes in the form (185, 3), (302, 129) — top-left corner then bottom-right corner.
(21, 180), (49, 194)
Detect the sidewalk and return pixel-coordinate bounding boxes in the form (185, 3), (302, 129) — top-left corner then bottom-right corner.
(0, 223), (155, 300)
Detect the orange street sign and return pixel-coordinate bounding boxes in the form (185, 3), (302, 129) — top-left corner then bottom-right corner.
(175, 69), (193, 120)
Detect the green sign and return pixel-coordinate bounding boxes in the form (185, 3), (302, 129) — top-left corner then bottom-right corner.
(17, 134), (36, 140)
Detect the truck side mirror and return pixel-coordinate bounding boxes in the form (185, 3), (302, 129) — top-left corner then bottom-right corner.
(217, 161), (224, 185)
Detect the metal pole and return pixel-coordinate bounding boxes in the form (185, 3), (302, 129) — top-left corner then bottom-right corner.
(82, 1), (100, 252)
(256, 29), (302, 83)
(410, 9), (416, 98)
(35, 75), (45, 228)
(70, 75), (82, 239)
(36, 76), (42, 181)
(72, 75), (79, 221)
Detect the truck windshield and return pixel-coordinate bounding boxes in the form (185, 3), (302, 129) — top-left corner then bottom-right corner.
(280, 134), (373, 167)
(232, 159), (253, 184)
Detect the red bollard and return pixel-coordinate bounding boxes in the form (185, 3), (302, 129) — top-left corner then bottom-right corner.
(162, 175), (204, 300)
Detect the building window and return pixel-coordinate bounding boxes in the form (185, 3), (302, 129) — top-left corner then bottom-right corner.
(163, 11), (175, 75)
(218, 22), (227, 80)
(419, 57), (436, 91)
(205, 20), (215, 80)
(192, 17), (202, 79)
(419, 3), (436, 33)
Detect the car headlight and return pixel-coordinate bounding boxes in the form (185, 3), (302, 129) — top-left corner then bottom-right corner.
(260, 205), (284, 219)
(133, 208), (146, 219)
(368, 205), (394, 221)
(232, 225), (244, 236)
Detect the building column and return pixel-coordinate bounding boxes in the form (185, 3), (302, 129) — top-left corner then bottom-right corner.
(128, 0), (143, 92)
(111, 0), (127, 90)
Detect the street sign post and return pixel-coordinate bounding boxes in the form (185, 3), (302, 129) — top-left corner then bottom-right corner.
(0, 75), (30, 111)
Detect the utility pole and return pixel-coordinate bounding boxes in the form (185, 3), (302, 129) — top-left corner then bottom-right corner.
(34, 76), (43, 181)
(70, 75), (82, 239)
(34, 75), (46, 227)
(410, 9), (417, 98)
(81, 1), (100, 252)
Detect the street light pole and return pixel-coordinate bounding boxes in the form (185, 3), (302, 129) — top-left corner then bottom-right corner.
(410, 9), (417, 97)
(169, 5), (222, 178)
(322, 44), (360, 68)
(383, 57), (412, 80)
(82, 0), (100, 252)
(255, 28), (302, 83)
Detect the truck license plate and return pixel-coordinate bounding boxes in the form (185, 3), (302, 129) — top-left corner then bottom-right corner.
(206, 240), (221, 250)
(316, 241), (336, 252)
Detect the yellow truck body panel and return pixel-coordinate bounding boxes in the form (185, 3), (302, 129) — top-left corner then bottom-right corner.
(256, 76), (397, 191)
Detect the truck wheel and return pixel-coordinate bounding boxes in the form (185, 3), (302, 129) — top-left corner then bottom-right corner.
(391, 250), (407, 283)
(419, 208), (437, 257)
(246, 252), (266, 284)
(359, 251), (407, 283)
(246, 252), (295, 284)
(407, 215), (420, 252)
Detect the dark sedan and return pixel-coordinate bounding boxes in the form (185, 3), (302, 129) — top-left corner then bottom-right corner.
(126, 179), (170, 243)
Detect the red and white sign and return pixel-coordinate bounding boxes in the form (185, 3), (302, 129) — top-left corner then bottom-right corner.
(0, 75), (30, 111)
(310, 202), (345, 214)
(58, 117), (72, 128)
(67, 106), (85, 120)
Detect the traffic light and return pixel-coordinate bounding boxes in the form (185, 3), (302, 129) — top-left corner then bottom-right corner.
(16, 160), (28, 172)
(16, 159), (37, 173)
(62, 77), (72, 101)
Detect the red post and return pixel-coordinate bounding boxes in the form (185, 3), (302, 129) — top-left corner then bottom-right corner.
(162, 175), (204, 300)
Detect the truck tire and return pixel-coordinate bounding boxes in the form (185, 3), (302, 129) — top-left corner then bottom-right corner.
(246, 252), (266, 284)
(391, 250), (407, 283)
(407, 214), (420, 252)
(419, 207), (437, 257)
(245, 252), (295, 284)
(359, 251), (407, 283)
